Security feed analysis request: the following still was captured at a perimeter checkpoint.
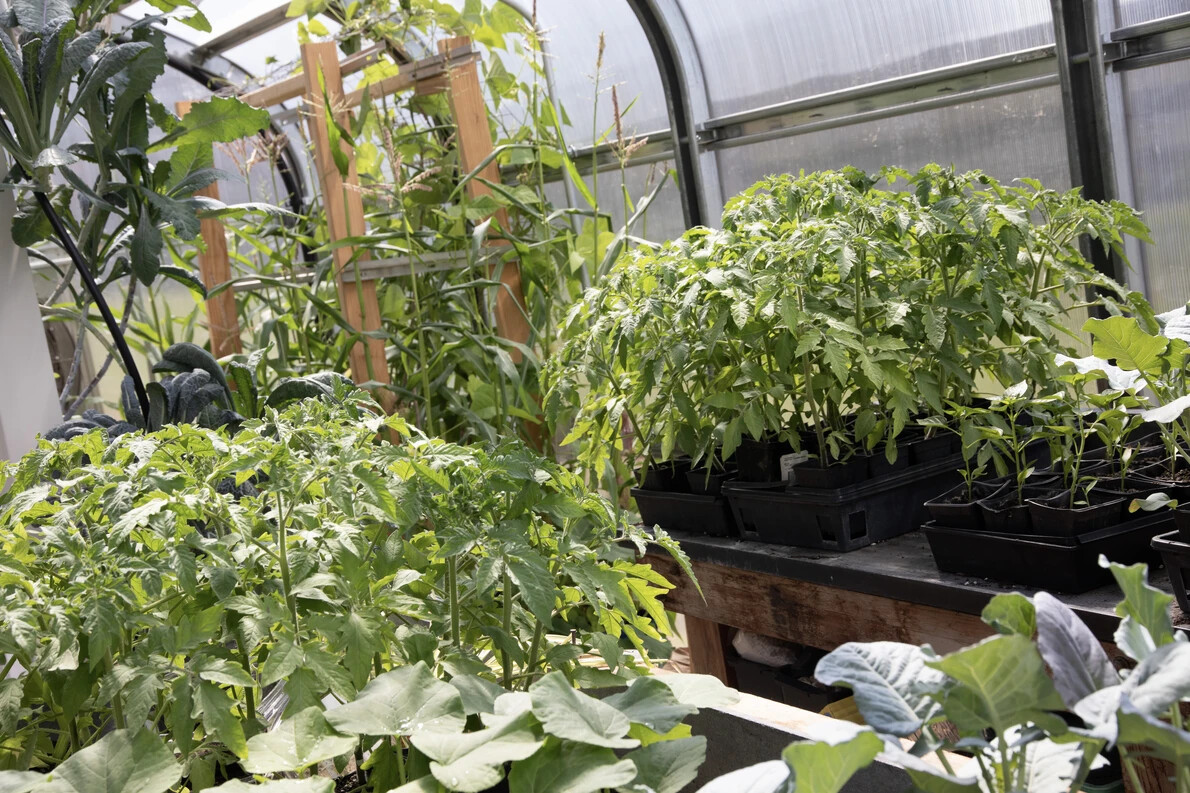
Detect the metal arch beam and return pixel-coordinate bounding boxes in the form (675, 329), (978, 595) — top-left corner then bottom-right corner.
(625, 0), (719, 228)
(189, 2), (291, 63)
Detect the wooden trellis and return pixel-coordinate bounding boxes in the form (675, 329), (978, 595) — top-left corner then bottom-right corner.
(186, 38), (531, 412)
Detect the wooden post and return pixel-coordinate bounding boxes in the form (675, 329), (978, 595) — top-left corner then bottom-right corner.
(175, 101), (242, 358)
(685, 615), (735, 687)
(300, 42), (395, 413)
(436, 36), (532, 361)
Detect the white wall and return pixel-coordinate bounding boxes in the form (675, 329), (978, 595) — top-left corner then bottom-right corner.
(0, 190), (62, 462)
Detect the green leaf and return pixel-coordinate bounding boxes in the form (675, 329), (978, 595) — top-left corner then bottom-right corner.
(1033, 592), (1117, 708)
(1123, 641), (1190, 717)
(927, 635), (1065, 734)
(193, 656), (256, 688)
(130, 211), (163, 285)
(51, 729), (181, 793)
(1116, 694), (1190, 766)
(781, 723), (882, 793)
(690, 761), (790, 793)
(323, 662), (465, 736)
(618, 736), (707, 793)
(410, 711), (543, 793)
(980, 592), (1035, 636)
(12, 0), (71, 34)
(509, 736), (640, 793)
(210, 780), (334, 793)
(529, 672), (639, 749)
(242, 706), (357, 774)
(449, 674), (505, 716)
(194, 679), (248, 757)
(1083, 316), (1168, 376)
(603, 676), (696, 734)
(507, 551), (558, 626)
(150, 97), (269, 152)
(655, 673), (739, 709)
(1104, 559), (1174, 660)
(814, 642), (945, 737)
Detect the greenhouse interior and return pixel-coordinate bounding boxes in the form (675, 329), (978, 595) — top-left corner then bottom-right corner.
(4, 0), (1190, 791)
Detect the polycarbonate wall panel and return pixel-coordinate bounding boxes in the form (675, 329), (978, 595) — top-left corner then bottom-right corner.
(542, 161), (686, 245)
(712, 86), (1071, 208)
(1121, 59), (1190, 312)
(680, 0), (1055, 117)
(1113, 0), (1190, 27)
(532, 0), (669, 145)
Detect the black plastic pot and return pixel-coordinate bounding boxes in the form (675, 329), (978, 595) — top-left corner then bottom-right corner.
(686, 465), (737, 496)
(923, 480), (1006, 531)
(978, 487), (1051, 535)
(641, 459), (692, 493)
(724, 453), (962, 551)
(925, 510), (1171, 594)
(632, 487), (736, 537)
(862, 449), (911, 479)
(788, 456), (868, 489)
(1151, 529), (1190, 614)
(1175, 505), (1190, 544)
(736, 436), (794, 483)
(907, 432), (958, 466)
(1026, 489), (1128, 537)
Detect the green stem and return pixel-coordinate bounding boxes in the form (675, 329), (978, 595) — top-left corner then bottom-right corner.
(275, 494), (300, 636)
(447, 556), (461, 648)
(501, 561), (513, 688)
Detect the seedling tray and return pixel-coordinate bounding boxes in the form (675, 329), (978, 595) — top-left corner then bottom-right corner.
(924, 510), (1172, 594)
(632, 488), (736, 537)
(723, 454), (962, 552)
(1152, 530), (1190, 614)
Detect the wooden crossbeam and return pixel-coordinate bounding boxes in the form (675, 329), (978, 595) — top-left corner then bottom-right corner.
(175, 100), (242, 358)
(300, 42), (395, 413)
(241, 43), (475, 110)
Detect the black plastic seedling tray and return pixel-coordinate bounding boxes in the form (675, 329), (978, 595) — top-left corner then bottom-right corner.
(723, 454), (962, 552)
(632, 487), (736, 537)
(1152, 529), (1190, 614)
(924, 510), (1172, 594)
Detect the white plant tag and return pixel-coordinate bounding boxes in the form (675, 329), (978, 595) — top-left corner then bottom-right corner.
(779, 451), (811, 481)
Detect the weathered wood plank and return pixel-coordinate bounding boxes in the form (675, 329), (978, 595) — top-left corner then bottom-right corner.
(300, 42), (394, 413)
(174, 101), (241, 359)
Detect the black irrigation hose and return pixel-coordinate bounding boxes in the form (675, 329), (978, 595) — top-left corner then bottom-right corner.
(32, 188), (151, 421)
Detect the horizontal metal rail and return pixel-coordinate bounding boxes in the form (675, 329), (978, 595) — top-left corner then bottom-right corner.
(190, 2), (291, 64)
(1109, 11), (1190, 71)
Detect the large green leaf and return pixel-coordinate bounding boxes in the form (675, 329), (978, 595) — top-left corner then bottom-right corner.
(617, 736), (707, 793)
(323, 662), (465, 736)
(11, 0), (71, 34)
(209, 780), (333, 793)
(509, 736), (639, 793)
(1018, 735), (1094, 793)
(980, 592), (1035, 636)
(1116, 694), (1190, 766)
(780, 723), (882, 793)
(814, 641), (945, 736)
(603, 676), (696, 734)
(1122, 641), (1190, 717)
(1083, 316), (1168, 376)
(927, 635), (1065, 734)
(194, 679), (248, 757)
(51, 729), (181, 793)
(692, 761), (790, 793)
(506, 550), (558, 625)
(654, 673), (739, 709)
(150, 96), (269, 152)
(242, 706), (357, 773)
(410, 711), (543, 793)
(1034, 592), (1117, 707)
(529, 672), (639, 749)
(1104, 560), (1174, 661)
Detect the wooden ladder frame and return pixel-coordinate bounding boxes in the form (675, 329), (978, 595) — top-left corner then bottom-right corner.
(182, 38), (532, 412)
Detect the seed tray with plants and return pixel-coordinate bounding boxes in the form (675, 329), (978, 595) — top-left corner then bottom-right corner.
(923, 307), (1190, 593)
(546, 166), (1151, 550)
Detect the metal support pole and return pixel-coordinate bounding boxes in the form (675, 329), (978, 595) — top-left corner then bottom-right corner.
(625, 0), (710, 228)
(1050, 0), (1125, 284)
